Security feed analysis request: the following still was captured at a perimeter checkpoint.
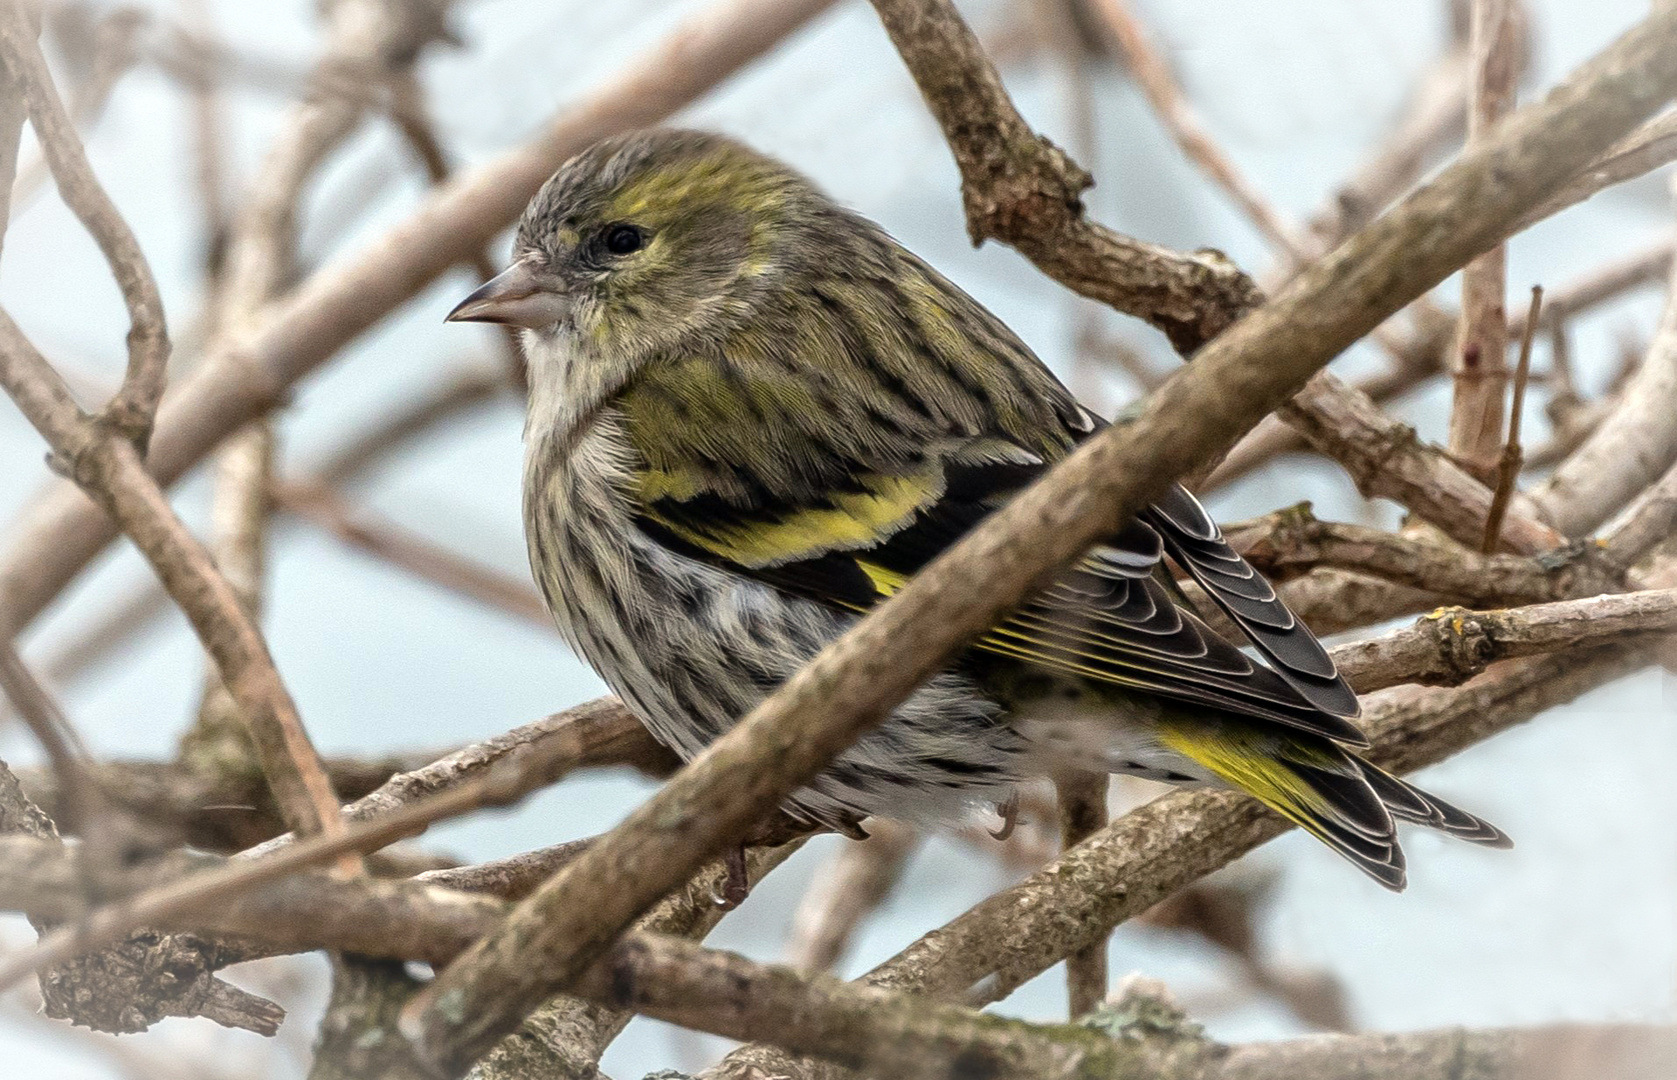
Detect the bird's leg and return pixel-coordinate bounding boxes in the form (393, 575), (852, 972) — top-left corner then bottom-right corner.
(990, 790), (1020, 840)
(714, 843), (750, 910)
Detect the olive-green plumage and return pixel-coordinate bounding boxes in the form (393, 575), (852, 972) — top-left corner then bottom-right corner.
(451, 128), (1508, 890)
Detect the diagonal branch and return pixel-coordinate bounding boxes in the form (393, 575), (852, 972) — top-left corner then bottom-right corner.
(1529, 234), (1677, 535)
(0, 716), (593, 995)
(0, 313), (345, 841)
(865, 0), (1262, 354)
(1086, 0), (1307, 259)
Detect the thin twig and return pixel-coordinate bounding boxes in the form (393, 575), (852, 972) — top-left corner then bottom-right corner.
(1530, 212), (1677, 535)
(0, 643), (94, 839)
(1087, 0), (1306, 259)
(784, 820), (917, 974)
(1295, 36), (1470, 263)
(1482, 286), (1541, 552)
(0, 361), (509, 733)
(0, 1), (168, 450)
(0, 312), (346, 842)
(7, 7), (144, 215)
(241, 697), (676, 861)
(1211, 237), (1675, 491)
(1448, 0), (1519, 478)
(384, 67), (527, 389)
(272, 478), (551, 627)
(1278, 371), (1560, 554)
(0, 7), (31, 259)
(0, 727), (589, 995)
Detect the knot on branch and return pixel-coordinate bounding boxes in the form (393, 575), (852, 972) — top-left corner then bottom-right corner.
(40, 930), (284, 1035)
(958, 132), (1092, 247)
(93, 395), (155, 460)
(1418, 607), (1500, 685)
(1162, 248), (1265, 353)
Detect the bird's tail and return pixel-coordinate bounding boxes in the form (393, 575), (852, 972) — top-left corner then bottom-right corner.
(1159, 721), (1511, 891)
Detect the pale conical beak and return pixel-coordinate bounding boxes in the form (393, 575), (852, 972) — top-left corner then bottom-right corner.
(446, 259), (572, 329)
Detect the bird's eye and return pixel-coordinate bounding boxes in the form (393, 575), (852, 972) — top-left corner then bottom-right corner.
(603, 224), (644, 256)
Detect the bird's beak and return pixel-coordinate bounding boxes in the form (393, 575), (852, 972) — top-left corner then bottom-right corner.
(446, 259), (572, 329)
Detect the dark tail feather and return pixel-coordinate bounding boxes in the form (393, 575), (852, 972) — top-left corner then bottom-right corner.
(1361, 764), (1513, 849)
(1167, 726), (1507, 892)
(1169, 731), (1410, 890)
(1288, 759), (1408, 891)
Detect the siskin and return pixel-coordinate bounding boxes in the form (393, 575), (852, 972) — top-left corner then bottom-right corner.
(449, 128), (1508, 890)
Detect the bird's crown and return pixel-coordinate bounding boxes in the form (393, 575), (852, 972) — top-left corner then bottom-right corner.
(517, 128), (815, 254)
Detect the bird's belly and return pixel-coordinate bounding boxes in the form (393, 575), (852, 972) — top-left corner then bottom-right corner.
(525, 462), (1029, 825)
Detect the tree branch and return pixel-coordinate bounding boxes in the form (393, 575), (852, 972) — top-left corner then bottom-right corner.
(0, 0), (167, 450)
(1529, 232), (1677, 535)
(1085, 0), (1305, 258)
(785, 820), (918, 975)
(866, 0), (1261, 354)
(1054, 772), (1108, 1016)
(1448, 0), (1519, 476)
(0, 312), (347, 845)
(1333, 588), (1677, 691)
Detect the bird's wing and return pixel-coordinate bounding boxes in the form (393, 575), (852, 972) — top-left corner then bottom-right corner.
(628, 416), (1365, 743)
(613, 253), (1362, 743)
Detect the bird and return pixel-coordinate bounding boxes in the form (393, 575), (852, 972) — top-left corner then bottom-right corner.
(447, 127), (1508, 890)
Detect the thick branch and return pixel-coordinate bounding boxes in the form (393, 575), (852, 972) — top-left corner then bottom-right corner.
(1224, 504), (1606, 606)
(2, 819), (1667, 1079)
(580, 933), (1123, 1080)
(706, 634), (1649, 1080)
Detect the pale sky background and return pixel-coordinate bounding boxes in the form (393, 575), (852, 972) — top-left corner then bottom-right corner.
(0, 0), (1672, 1076)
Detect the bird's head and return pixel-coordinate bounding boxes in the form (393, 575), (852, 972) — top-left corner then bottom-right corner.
(448, 128), (817, 364)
